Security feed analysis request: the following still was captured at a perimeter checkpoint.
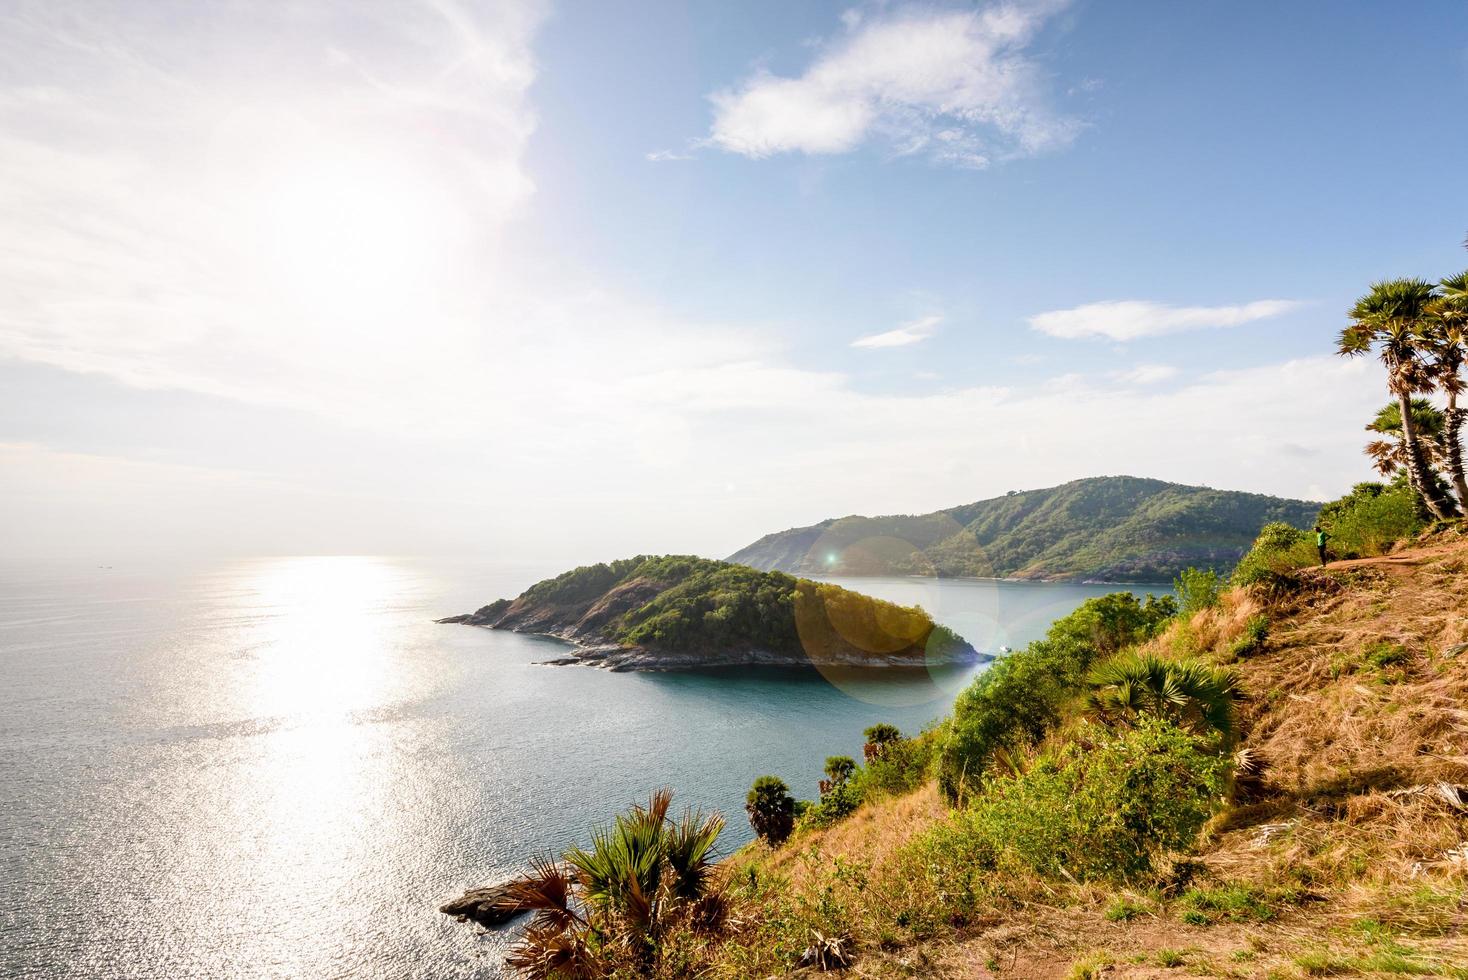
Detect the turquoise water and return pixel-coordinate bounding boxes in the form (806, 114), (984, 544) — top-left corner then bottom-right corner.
(0, 557), (1166, 978)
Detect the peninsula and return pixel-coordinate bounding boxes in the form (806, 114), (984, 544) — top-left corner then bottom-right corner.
(439, 554), (980, 671)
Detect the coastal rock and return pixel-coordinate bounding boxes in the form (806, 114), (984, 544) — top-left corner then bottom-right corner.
(440, 881), (527, 929)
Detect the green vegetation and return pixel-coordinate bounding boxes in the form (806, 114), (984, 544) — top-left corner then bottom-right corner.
(1086, 652), (1240, 746)
(1340, 274), (1468, 521)
(727, 475), (1321, 582)
(1174, 566), (1222, 615)
(745, 777), (794, 845)
(937, 591), (1176, 801)
(501, 790), (727, 978)
(924, 717), (1228, 883)
(464, 554), (972, 666)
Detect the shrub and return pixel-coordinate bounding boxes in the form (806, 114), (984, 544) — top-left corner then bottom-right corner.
(747, 776), (795, 845)
(1317, 480), (1424, 558)
(1174, 567), (1222, 616)
(1232, 522), (1315, 588)
(800, 781), (862, 828)
(853, 729), (935, 799)
(1228, 614), (1270, 659)
(1087, 652), (1241, 747)
(938, 592), (1178, 802)
(926, 717), (1228, 883)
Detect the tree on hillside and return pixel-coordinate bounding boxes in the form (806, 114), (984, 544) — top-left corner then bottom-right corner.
(1364, 399), (1447, 479)
(1428, 270), (1468, 507)
(1340, 279), (1460, 519)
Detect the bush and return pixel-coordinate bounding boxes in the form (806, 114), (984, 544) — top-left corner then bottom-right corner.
(925, 717), (1228, 884)
(938, 592), (1178, 802)
(1174, 567), (1221, 616)
(1317, 480), (1424, 558)
(1228, 614), (1270, 659)
(853, 729), (936, 799)
(747, 776), (795, 845)
(1232, 522), (1315, 588)
(800, 781), (863, 828)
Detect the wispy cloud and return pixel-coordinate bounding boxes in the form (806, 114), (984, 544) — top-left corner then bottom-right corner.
(851, 315), (942, 349)
(1028, 299), (1302, 341)
(1112, 363), (1179, 385)
(706, 1), (1080, 168)
(646, 148), (695, 162)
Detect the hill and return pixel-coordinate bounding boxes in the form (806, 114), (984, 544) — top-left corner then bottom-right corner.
(720, 531), (1468, 977)
(728, 475), (1322, 582)
(438, 554), (980, 671)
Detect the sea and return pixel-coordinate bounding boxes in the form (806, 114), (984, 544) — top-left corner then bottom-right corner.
(0, 556), (1170, 978)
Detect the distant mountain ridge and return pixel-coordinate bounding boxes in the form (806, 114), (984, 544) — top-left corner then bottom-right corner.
(727, 476), (1321, 583)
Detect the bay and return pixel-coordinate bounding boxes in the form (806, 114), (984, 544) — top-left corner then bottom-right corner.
(0, 557), (1167, 979)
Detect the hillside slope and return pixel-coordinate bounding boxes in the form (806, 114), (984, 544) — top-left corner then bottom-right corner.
(730, 532), (1468, 978)
(438, 554), (980, 671)
(728, 476), (1321, 582)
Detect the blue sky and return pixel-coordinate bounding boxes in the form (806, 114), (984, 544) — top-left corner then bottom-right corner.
(2, 0), (1467, 562)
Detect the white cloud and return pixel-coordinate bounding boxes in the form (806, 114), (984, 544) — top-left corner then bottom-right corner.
(1112, 363), (1179, 385)
(851, 315), (942, 349)
(707, 1), (1079, 167)
(1028, 299), (1302, 341)
(646, 148), (695, 162)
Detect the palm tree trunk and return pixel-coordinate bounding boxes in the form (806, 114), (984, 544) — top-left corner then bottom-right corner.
(1444, 389), (1468, 512)
(1399, 391), (1458, 519)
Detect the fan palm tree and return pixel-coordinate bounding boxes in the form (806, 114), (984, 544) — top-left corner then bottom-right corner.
(1364, 398), (1447, 478)
(502, 790), (727, 978)
(1429, 271), (1468, 508)
(1340, 279), (1460, 519)
(1086, 653), (1241, 748)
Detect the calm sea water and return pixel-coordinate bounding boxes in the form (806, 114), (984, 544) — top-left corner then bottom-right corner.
(0, 557), (1166, 979)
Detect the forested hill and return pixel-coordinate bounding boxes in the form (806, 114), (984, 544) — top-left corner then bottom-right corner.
(438, 555), (978, 671)
(727, 476), (1321, 582)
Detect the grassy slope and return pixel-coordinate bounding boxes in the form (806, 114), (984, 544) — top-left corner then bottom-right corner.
(724, 532), (1468, 978)
(728, 476), (1321, 582)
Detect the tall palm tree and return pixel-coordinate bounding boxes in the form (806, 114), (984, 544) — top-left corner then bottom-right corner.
(1364, 398), (1447, 478)
(1340, 279), (1460, 519)
(1429, 271), (1468, 508)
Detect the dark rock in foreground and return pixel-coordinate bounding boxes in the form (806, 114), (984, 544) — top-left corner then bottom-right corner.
(440, 881), (527, 929)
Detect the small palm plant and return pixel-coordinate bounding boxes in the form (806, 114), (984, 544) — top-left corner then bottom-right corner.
(1086, 652), (1241, 748)
(502, 789), (726, 978)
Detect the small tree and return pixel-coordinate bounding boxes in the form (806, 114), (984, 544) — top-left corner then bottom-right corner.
(862, 723), (902, 761)
(819, 755), (856, 795)
(1173, 567), (1221, 616)
(746, 776), (795, 845)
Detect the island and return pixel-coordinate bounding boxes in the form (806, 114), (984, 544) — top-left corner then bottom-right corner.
(438, 554), (981, 671)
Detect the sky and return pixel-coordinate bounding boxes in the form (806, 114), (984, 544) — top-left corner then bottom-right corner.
(2, 0), (1467, 564)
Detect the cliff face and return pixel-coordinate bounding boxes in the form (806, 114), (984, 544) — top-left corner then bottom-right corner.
(439, 555), (983, 672)
(728, 476), (1322, 582)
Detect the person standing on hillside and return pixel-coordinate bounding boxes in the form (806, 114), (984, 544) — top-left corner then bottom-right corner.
(1315, 525), (1329, 566)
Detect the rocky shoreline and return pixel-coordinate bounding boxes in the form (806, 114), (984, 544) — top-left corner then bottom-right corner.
(436, 616), (990, 672)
